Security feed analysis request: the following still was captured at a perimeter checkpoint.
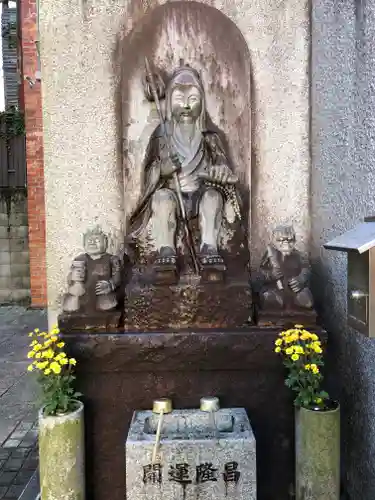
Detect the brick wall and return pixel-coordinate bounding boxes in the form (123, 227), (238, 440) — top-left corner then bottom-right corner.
(0, 190), (30, 303)
(19, 0), (47, 307)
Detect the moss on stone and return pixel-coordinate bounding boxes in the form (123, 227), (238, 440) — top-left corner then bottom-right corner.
(39, 404), (85, 500)
(295, 405), (340, 500)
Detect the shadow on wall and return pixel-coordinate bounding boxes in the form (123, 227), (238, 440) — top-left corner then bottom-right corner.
(112, 0), (253, 235)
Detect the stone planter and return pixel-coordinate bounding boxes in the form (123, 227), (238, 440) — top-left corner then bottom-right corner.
(39, 401), (85, 500)
(295, 402), (340, 500)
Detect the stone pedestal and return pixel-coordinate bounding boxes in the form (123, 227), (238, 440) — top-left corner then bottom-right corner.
(124, 280), (252, 331)
(61, 328), (328, 500)
(126, 408), (256, 500)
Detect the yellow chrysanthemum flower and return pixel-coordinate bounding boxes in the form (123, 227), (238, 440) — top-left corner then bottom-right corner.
(34, 328), (40, 333)
(44, 349), (54, 359)
(291, 353), (299, 361)
(294, 345), (304, 354)
(28, 332), (34, 338)
(44, 339), (52, 347)
(36, 361), (49, 370)
(50, 361), (62, 374)
(285, 347), (293, 355)
(304, 364), (311, 370)
(50, 336), (58, 342)
(274, 347), (281, 353)
(310, 363), (319, 374)
(311, 334), (319, 341)
(27, 351), (35, 359)
(275, 339), (282, 346)
(57, 342), (65, 348)
(27, 364), (34, 372)
(35, 353), (42, 359)
(59, 358), (68, 365)
(44, 368), (51, 375)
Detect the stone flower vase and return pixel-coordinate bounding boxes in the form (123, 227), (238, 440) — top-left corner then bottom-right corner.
(295, 402), (340, 500)
(39, 401), (85, 500)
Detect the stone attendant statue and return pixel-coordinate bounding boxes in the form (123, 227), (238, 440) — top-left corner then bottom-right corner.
(259, 225), (314, 312)
(127, 65), (241, 280)
(62, 227), (122, 313)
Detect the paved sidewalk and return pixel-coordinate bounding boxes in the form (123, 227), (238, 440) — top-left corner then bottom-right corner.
(0, 306), (47, 499)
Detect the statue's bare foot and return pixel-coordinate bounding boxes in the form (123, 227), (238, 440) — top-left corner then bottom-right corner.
(200, 244), (225, 267)
(155, 246), (177, 267)
(154, 246), (178, 285)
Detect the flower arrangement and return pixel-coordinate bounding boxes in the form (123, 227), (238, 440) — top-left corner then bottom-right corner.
(27, 325), (81, 416)
(274, 325), (329, 409)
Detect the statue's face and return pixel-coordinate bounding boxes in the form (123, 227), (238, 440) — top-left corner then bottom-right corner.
(84, 233), (106, 256)
(274, 234), (296, 256)
(171, 85), (202, 124)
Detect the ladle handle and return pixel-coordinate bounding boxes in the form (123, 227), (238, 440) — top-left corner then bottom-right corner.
(152, 410), (164, 464)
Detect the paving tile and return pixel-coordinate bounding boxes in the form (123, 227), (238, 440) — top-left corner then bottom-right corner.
(0, 453), (9, 462)
(0, 487), (8, 499)
(3, 458), (24, 472)
(0, 471), (17, 486)
(8, 431), (28, 440)
(2, 441), (20, 449)
(13, 470), (32, 486)
(4, 484), (24, 499)
(9, 449), (29, 460)
(21, 457), (37, 471)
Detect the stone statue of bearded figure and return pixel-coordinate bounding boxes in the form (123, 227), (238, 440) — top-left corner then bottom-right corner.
(128, 65), (240, 279)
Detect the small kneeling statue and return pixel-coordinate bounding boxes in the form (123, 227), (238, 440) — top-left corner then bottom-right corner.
(62, 226), (122, 314)
(259, 225), (314, 312)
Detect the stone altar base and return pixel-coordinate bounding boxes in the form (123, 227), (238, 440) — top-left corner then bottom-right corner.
(124, 280), (252, 331)
(257, 309), (318, 328)
(61, 328), (326, 500)
(58, 311), (122, 331)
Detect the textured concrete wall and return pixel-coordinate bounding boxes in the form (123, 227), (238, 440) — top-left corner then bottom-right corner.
(0, 190), (30, 303)
(311, 0), (375, 497)
(40, 0), (310, 324)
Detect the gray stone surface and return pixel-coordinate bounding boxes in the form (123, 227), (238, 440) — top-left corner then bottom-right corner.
(311, 0), (375, 497)
(126, 408), (256, 500)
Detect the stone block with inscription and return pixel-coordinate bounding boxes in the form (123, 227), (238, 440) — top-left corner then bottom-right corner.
(126, 408), (256, 500)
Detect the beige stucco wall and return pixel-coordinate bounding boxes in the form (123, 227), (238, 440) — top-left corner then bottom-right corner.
(40, 0), (309, 324)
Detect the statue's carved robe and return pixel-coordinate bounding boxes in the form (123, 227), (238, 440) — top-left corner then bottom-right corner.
(128, 124), (239, 239)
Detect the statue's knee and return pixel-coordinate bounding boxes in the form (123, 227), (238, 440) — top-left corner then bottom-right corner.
(152, 189), (176, 211)
(201, 188), (223, 208)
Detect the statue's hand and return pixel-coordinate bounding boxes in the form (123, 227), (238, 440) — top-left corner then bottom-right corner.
(272, 268), (284, 281)
(160, 153), (181, 178)
(198, 165), (238, 185)
(95, 280), (112, 296)
(288, 277), (301, 294)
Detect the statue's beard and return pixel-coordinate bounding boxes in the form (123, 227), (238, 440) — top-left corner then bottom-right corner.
(174, 122), (198, 144)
